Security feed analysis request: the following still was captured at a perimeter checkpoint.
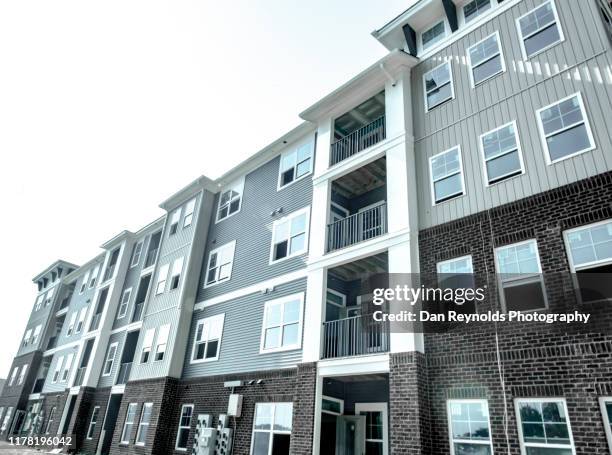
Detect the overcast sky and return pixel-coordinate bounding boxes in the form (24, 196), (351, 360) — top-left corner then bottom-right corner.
(0, 0), (414, 376)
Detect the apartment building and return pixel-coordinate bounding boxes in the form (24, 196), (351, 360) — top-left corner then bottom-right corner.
(1, 0), (612, 453)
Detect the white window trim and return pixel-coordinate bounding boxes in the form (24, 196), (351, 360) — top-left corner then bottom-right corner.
(190, 314), (225, 364)
(436, 255), (474, 274)
(321, 396), (344, 416)
(154, 324), (170, 362)
(102, 342), (118, 377)
(446, 399), (493, 455)
(515, 0), (565, 60)
(355, 402), (389, 455)
(117, 288), (132, 319)
(135, 402), (153, 446)
(203, 241), (236, 288)
(259, 292), (304, 354)
(563, 219), (612, 272)
(168, 208), (182, 236)
(121, 402), (138, 444)
(326, 288), (347, 308)
(429, 145), (466, 206)
(599, 397), (612, 455)
(419, 18), (448, 54)
(215, 177), (245, 223)
(140, 328), (155, 364)
(66, 312), (77, 337)
(478, 120), (525, 186)
(423, 60), (455, 113)
(183, 197), (197, 228)
(155, 264), (169, 295)
(269, 206), (311, 265)
(80, 271), (90, 294)
(61, 354), (73, 382)
(514, 398), (576, 455)
(276, 139), (315, 191)
(467, 30), (506, 88)
(52, 356), (64, 384)
(175, 404), (194, 451)
(536, 91), (595, 165)
(17, 364), (28, 385)
(86, 406), (100, 439)
(461, 0), (493, 26)
(169, 257), (184, 292)
(131, 241), (144, 268)
(250, 402), (293, 455)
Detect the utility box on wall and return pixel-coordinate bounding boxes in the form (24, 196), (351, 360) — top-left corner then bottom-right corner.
(227, 394), (242, 417)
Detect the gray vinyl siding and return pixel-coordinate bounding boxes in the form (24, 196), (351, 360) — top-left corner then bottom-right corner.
(56, 274), (97, 347)
(412, 0), (612, 229)
(97, 332), (125, 388)
(42, 345), (79, 394)
(183, 278), (306, 378)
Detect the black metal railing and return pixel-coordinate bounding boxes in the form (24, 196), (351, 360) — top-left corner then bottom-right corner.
(115, 362), (132, 385)
(330, 115), (386, 166)
(89, 313), (101, 332)
(144, 248), (158, 268)
(326, 203), (387, 252)
(322, 314), (390, 359)
(131, 303), (144, 323)
(74, 367), (87, 386)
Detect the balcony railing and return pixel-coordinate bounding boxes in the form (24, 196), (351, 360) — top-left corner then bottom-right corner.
(322, 314), (390, 359)
(131, 303), (144, 323)
(326, 203), (387, 252)
(144, 248), (158, 268)
(89, 313), (102, 332)
(330, 115), (386, 166)
(103, 265), (115, 282)
(74, 367), (87, 386)
(46, 336), (57, 350)
(115, 362), (132, 385)
(31, 378), (45, 394)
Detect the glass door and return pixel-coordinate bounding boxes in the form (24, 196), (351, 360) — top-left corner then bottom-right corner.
(355, 403), (388, 455)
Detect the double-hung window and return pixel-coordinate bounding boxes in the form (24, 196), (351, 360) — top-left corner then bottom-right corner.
(192, 314), (224, 362)
(463, 0), (491, 24)
(270, 208), (309, 263)
(517, 0), (564, 59)
(140, 328), (155, 363)
(169, 257), (184, 291)
(175, 404), (194, 451)
(117, 288), (132, 319)
(8, 367), (18, 387)
(75, 307), (87, 333)
(251, 403), (293, 455)
(204, 241), (236, 287)
(447, 400), (493, 455)
(421, 20), (446, 51)
(437, 256), (476, 313)
(22, 329), (32, 347)
(480, 121), (524, 185)
(32, 325), (42, 345)
(34, 295), (44, 311)
(61, 354), (73, 382)
(135, 403), (153, 445)
(495, 240), (546, 312)
(102, 343), (118, 376)
(429, 146), (465, 204)
(600, 398), (612, 453)
(260, 294), (303, 353)
(537, 93), (594, 164)
(87, 406), (100, 439)
(278, 141), (313, 189)
(121, 403), (138, 444)
(80, 271), (90, 294)
(155, 264), (169, 295)
(67, 312), (77, 337)
(216, 179), (244, 222)
(423, 61), (454, 111)
(515, 398), (575, 454)
(131, 241), (143, 267)
(468, 32), (505, 86)
(89, 265), (99, 288)
(45, 288), (54, 306)
(17, 364), (28, 385)
(154, 324), (170, 361)
(168, 208), (181, 236)
(183, 198), (196, 228)
(52, 357), (63, 383)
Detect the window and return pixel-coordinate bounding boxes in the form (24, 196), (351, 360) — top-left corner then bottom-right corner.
(22, 329), (32, 347)
(515, 398), (575, 454)
(8, 367), (18, 387)
(251, 403), (293, 455)
(102, 342), (118, 376)
(600, 398), (612, 453)
(1, 408), (13, 433)
(34, 295), (44, 311)
(61, 354), (73, 382)
(537, 93), (594, 164)
(183, 198), (196, 228)
(89, 265), (99, 288)
(216, 179), (244, 222)
(278, 141), (314, 189)
(429, 146), (465, 204)
(154, 324), (170, 361)
(463, 0), (491, 23)
(468, 32), (505, 86)
(52, 356), (64, 383)
(75, 307), (88, 333)
(421, 20), (446, 51)
(67, 312), (77, 337)
(517, 0), (564, 59)
(155, 264), (169, 295)
(192, 314), (224, 362)
(260, 294), (303, 353)
(437, 256), (476, 313)
(423, 61), (454, 111)
(168, 208), (181, 236)
(204, 241), (236, 287)
(17, 364), (28, 385)
(45, 287), (55, 306)
(169, 257), (184, 291)
(45, 406), (55, 434)
(135, 403), (153, 445)
(175, 404), (194, 450)
(564, 220), (612, 303)
(495, 240), (546, 312)
(270, 208), (309, 263)
(87, 406), (100, 439)
(140, 328), (155, 363)
(32, 325), (42, 345)
(117, 288), (132, 319)
(447, 400), (493, 455)
(80, 271), (90, 294)
(131, 241), (144, 267)
(121, 403), (138, 444)
(480, 121), (524, 185)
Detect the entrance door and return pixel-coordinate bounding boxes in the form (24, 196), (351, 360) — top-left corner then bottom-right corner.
(98, 394), (122, 455)
(335, 415), (365, 455)
(354, 403), (388, 455)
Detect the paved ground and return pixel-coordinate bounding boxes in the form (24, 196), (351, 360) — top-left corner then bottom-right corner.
(0, 441), (54, 454)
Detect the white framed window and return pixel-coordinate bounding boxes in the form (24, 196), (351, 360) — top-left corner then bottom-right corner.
(121, 403), (138, 444)
(17, 364), (28, 385)
(61, 354), (73, 382)
(1, 408), (13, 433)
(467, 31), (505, 87)
(175, 404), (194, 451)
(191, 314), (225, 363)
(168, 208), (182, 236)
(140, 328), (155, 363)
(87, 406), (100, 439)
(260, 293), (303, 353)
(135, 402), (153, 445)
(355, 403), (389, 455)
(89, 265), (99, 288)
(479, 120), (524, 185)
(204, 241), (236, 288)
(321, 396), (344, 416)
(45, 406), (55, 434)
(117, 288), (132, 319)
(22, 328), (32, 347)
(447, 399), (493, 454)
(423, 61), (454, 112)
(154, 324), (170, 361)
(420, 19), (447, 52)
(34, 295), (44, 311)
(80, 271), (90, 294)
(462, 0), (491, 24)
(516, 0), (564, 59)
(32, 325), (42, 345)
(325, 289), (347, 321)
(52, 356), (64, 383)
(155, 264), (169, 295)
(600, 397), (612, 454)
(437, 255), (474, 275)
(270, 207), (310, 263)
(66, 312), (77, 337)
(131, 241), (144, 268)
(183, 197), (196, 228)
(169, 257), (184, 291)
(102, 342), (118, 376)
(216, 178), (244, 222)
(8, 367), (18, 387)
(250, 403), (293, 455)
(429, 146), (465, 205)
(45, 287), (54, 306)
(278, 140), (314, 190)
(75, 307), (88, 334)
(495, 239), (547, 312)
(515, 398), (575, 454)
(536, 92), (595, 164)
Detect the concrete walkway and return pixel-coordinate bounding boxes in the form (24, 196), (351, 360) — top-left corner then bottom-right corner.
(0, 441), (55, 454)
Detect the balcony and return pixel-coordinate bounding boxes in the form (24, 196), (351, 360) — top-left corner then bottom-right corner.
(31, 378), (45, 394)
(74, 367), (86, 386)
(103, 264), (115, 282)
(322, 314), (389, 359)
(89, 313), (101, 332)
(327, 203), (387, 252)
(115, 362), (132, 385)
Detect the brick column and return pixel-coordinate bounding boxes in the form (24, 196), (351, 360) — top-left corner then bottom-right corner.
(290, 362), (317, 455)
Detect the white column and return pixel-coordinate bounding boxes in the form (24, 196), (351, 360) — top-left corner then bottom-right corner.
(313, 117), (333, 177)
(302, 267), (326, 363)
(309, 180), (331, 260)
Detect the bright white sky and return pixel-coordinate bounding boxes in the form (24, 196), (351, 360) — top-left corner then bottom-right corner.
(0, 0), (414, 376)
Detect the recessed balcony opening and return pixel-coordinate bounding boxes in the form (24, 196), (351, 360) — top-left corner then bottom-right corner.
(331, 91), (386, 166)
(327, 157), (387, 253)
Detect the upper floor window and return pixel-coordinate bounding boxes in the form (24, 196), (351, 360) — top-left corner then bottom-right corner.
(89, 265), (99, 288)
(17, 364), (28, 386)
(447, 399), (493, 454)
(423, 61), (454, 112)
(140, 328), (155, 363)
(52, 356), (63, 383)
(480, 121), (524, 185)
(87, 406), (100, 439)
(251, 403), (293, 455)
(429, 146), (465, 205)
(168, 208), (182, 236)
(517, 0), (564, 59)
(75, 307), (88, 333)
(8, 367), (18, 387)
(468, 32), (505, 87)
(260, 293), (303, 353)
(31, 325), (42, 345)
(204, 241), (236, 288)
(192, 314), (225, 362)
(421, 20), (446, 51)
(155, 264), (169, 295)
(270, 207), (310, 263)
(183, 198), (196, 228)
(601, 398), (612, 452)
(117, 288), (132, 319)
(169, 257), (184, 291)
(515, 399), (575, 454)
(102, 342), (118, 376)
(463, 0), (491, 24)
(67, 312), (77, 337)
(80, 271), (90, 294)
(22, 328), (32, 347)
(278, 141), (313, 189)
(536, 92), (594, 164)
(437, 256), (476, 312)
(45, 288), (54, 306)
(131, 242), (144, 268)
(61, 354), (73, 382)
(34, 295), (44, 312)
(154, 324), (170, 361)
(216, 179), (244, 222)
(437, 255), (473, 275)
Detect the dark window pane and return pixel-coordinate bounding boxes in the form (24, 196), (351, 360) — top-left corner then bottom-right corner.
(177, 428), (189, 449)
(486, 151), (521, 183)
(195, 343), (205, 360)
(365, 441), (384, 455)
(282, 169), (294, 186)
(473, 55), (502, 84)
(524, 24), (561, 56)
(271, 433), (291, 455)
(546, 124), (590, 161)
(274, 241), (288, 260)
(427, 83), (453, 109)
(205, 340), (218, 359)
(229, 199), (240, 214)
(454, 443), (492, 455)
(503, 281), (546, 311)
